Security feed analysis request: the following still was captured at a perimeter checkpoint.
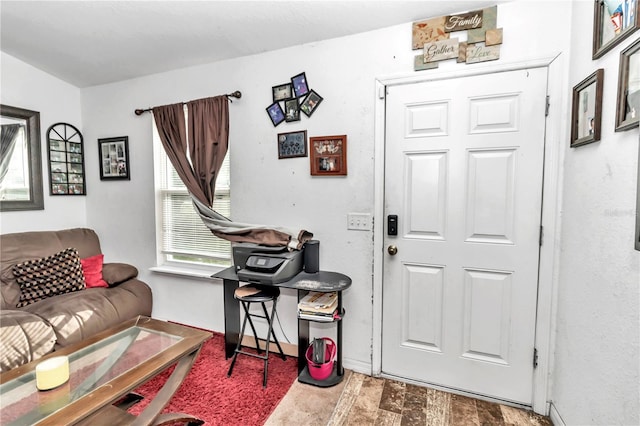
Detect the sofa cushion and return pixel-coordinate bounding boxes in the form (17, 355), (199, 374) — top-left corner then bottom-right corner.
(80, 254), (108, 288)
(1, 228), (102, 310)
(22, 279), (153, 348)
(13, 247), (86, 308)
(0, 310), (56, 372)
(102, 263), (138, 287)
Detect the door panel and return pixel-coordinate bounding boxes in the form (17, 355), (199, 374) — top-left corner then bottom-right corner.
(382, 68), (548, 405)
(465, 148), (516, 243)
(405, 152), (447, 239)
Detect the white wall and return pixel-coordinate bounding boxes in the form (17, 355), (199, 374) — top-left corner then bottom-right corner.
(551, 2), (640, 425)
(0, 53), (86, 233)
(81, 1), (576, 375)
(3, 1), (638, 423)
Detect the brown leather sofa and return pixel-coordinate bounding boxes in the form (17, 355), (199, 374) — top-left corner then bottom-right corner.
(0, 228), (152, 372)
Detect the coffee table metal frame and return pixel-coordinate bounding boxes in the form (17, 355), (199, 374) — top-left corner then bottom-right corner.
(0, 316), (210, 426)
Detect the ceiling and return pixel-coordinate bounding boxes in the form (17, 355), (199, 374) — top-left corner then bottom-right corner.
(1, 1), (502, 88)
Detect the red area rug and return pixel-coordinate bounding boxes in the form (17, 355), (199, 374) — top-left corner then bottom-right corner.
(128, 331), (297, 425)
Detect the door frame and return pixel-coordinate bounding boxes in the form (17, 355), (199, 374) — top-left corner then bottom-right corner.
(371, 54), (566, 415)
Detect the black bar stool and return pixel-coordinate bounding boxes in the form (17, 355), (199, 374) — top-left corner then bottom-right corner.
(227, 284), (286, 387)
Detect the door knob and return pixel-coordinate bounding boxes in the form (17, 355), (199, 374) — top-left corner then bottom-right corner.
(388, 245), (398, 256)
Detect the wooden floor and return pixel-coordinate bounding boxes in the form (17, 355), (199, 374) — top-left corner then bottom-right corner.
(327, 372), (552, 426)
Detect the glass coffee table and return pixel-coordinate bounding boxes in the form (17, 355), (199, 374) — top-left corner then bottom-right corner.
(0, 317), (210, 426)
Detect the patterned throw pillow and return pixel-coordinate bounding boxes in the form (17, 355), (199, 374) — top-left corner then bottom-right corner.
(13, 247), (86, 308)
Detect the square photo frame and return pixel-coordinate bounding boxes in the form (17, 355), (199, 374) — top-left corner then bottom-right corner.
(570, 69), (604, 148)
(309, 135), (347, 176)
(284, 98), (301, 122)
(636, 142), (640, 251)
(278, 130), (307, 159)
(593, 0), (639, 59)
(99, 136), (130, 180)
(266, 102), (285, 127)
(615, 37), (640, 131)
(291, 72), (309, 98)
(272, 83), (293, 102)
(300, 90), (323, 117)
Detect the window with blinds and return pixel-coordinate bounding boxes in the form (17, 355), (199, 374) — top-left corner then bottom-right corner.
(155, 126), (231, 267)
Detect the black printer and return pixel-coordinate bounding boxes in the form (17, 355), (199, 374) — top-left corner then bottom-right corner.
(233, 243), (304, 284)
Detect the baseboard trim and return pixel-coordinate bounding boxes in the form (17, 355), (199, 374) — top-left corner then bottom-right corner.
(240, 335), (298, 358)
(548, 402), (565, 426)
(343, 358), (372, 376)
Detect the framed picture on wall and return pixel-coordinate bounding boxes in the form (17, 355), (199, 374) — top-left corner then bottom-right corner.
(615, 37), (640, 131)
(300, 90), (323, 117)
(284, 98), (300, 122)
(309, 135), (347, 176)
(291, 72), (309, 98)
(98, 136), (130, 180)
(636, 142), (640, 251)
(277, 130), (307, 159)
(570, 69), (604, 148)
(593, 0), (639, 59)
(266, 102), (285, 127)
(272, 83), (293, 102)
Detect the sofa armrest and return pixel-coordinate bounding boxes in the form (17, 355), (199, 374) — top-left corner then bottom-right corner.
(102, 263), (138, 286)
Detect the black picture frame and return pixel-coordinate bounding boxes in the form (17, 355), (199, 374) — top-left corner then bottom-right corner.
(278, 130), (307, 159)
(47, 122), (86, 195)
(636, 137), (640, 251)
(266, 102), (285, 127)
(272, 83), (293, 102)
(291, 72), (309, 98)
(284, 98), (301, 122)
(98, 136), (130, 180)
(615, 37), (640, 131)
(300, 90), (323, 117)
(570, 69), (604, 148)
(593, 0), (639, 59)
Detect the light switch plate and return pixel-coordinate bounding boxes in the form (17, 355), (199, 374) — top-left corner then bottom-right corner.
(347, 213), (372, 230)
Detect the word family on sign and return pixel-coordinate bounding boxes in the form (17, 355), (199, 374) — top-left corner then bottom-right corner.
(444, 11), (483, 32)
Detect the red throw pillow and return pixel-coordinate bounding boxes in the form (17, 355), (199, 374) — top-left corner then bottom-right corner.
(80, 254), (108, 288)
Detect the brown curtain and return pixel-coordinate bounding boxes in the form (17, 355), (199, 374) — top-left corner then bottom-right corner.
(153, 96), (229, 205)
(153, 96), (312, 249)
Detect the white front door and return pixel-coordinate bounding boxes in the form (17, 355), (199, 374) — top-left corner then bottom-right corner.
(381, 67), (548, 404)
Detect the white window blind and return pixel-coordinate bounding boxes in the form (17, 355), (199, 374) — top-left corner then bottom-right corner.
(155, 121), (231, 267)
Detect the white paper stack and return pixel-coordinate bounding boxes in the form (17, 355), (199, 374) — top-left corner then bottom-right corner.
(298, 291), (338, 322)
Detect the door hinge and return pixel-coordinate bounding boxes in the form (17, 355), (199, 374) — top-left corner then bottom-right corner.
(533, 347), (539, 369)
(539, 225), (544, 246)
(379, 86), (386, 99)
(545, 95), (550, 117)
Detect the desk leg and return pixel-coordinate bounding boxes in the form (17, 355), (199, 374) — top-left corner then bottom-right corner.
(336, 291), (344, 376)
(223, 278), (240, 359)
(297, 290), (310, 375)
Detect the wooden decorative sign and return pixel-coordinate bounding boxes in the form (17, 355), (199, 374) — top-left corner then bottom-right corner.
(485, 28), (503, 46)
(414, 55), (439, 71)
(412, 16), (449, 50)
(444, 10), (483, 32)
(424, 38), (460, 62)
(412, 4), (503, 72)
(466, 44), (501, 64)
(457, 42), (468, 63)
(468, 6), (497, 43)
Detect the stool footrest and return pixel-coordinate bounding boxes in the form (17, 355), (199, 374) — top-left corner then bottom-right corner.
(235, 349), (270, 361)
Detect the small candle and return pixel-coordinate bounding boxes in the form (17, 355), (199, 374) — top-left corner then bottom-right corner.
(35, 356), (69, 391)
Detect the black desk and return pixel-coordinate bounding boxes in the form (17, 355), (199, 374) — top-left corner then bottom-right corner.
(212, 267), (352, 386)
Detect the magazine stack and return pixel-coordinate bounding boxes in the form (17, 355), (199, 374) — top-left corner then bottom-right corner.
(298, 291), (338, 322)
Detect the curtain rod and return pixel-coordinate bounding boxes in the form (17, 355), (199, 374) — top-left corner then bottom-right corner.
(134, 91), (242, 116)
